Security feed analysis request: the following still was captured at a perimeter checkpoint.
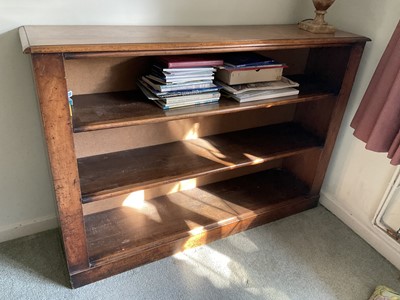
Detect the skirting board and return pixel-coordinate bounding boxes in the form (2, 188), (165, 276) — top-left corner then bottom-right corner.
(320, 192), (400, 270)
(0, 215), (58, 243)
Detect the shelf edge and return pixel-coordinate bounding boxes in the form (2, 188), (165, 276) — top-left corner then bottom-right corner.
(73, 93), (335, 133)
(81, 146), (322, 203)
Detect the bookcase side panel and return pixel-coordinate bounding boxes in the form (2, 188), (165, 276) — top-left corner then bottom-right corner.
(308, 43), (367, 194)
(31, 53), (89, 274)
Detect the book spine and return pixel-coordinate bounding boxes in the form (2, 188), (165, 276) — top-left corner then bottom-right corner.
(161, 98), (219, 110)
(165, 60), (223, 68)
(162, 92), (221, 104)
(222, 64), (286, 71)
(160, 83), (216, 92)
(159, 87), (219, 97)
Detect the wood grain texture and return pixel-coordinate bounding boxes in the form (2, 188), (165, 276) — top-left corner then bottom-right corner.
(294, 96), (336, 139)
(306, 46), (351, 94)
(73, 192), (318, 288)
(73, 106), (296, 159)
(74, 195), (318, 288)
(309, 43), (367, 194)
(82, 160), (283, 216)
(78, 123), (323, 203)
(31, 54), (89, 274)
(20, 25), (370, 54)
(75, 169), (317, 288)
(283, 148), (322, 191)
(64, 56), (151, 95)
(72, 90), (333, 133)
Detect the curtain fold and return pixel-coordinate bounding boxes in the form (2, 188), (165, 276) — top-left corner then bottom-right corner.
(351, 20), (400, 165)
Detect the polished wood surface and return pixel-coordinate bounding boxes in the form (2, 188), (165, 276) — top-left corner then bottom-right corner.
(84, 169), (311, 264)
(75, 191), (318, 287)
(309, 43), (366, 194)
(20, 25), (369, 54)
(73, 90), (333, 133)
(31, 54), (89, 273)
(78, 123), (323, 202)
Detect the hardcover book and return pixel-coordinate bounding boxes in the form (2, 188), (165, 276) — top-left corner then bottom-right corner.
(155, 98), (220, 110)
(138, 79), (220, 97)
(215, 66), (284, 85)
(228, 87), (299, 103)
(216, 77), (299, 94)
(222, 52), (277, 68)
(157, 55), (224, 68)
(141, 76), (216, 92)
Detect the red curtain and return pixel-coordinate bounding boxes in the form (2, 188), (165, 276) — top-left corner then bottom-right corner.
(351, 20), (400, 165)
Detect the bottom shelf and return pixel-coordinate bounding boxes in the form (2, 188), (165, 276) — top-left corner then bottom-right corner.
(84, 169), (317, 268)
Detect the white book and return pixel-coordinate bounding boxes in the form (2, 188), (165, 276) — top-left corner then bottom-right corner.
(147, 74), (215, 84)
(142, 76), (216, 92)
(230, 88), (299, 103)
(155, 98), (220, 110)
(217, 77), (299, 95)
(161, 67), (216, 73)
(160, 92), (221, 104)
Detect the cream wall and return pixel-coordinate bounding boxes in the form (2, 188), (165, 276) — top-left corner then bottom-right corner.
(0, 0), (304, 242)
(1, 1), (399, 272)
(297, 1), (400, 269)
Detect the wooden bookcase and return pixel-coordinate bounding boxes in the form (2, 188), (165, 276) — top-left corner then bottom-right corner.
(19, 25), (369, 288)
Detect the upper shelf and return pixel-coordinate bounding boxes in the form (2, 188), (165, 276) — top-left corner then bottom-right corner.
(19, 25), (370, 54)
(73, 90), (333, 133)
(72, 74), (335, 132)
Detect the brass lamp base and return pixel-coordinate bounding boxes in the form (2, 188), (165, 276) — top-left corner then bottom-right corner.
(298, 19), (335, 34)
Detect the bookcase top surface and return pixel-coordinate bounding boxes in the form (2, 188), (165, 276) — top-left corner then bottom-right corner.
(19, 24), (370, 54)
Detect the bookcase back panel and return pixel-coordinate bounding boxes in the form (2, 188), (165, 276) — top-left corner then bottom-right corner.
(259, 48), (309, 76)
(73, 104), (296, 158)
(283, 148), (322, 192)
(294, 96), (336, 139)
(65, 57), (150, 95)
(306, 46), (351, 93)
(65, 49), (311, 96)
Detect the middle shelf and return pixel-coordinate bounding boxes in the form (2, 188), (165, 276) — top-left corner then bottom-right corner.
(78, 122), (323, 203)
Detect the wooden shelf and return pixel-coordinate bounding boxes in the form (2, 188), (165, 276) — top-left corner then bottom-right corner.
(78, 122), (323, 203)
(72, 87), (334, 133)
(20, 25), (369, 54)
(84, 168), (317, 265)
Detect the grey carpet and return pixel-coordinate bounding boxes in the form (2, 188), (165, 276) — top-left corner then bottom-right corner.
(0, 206), (399, 300)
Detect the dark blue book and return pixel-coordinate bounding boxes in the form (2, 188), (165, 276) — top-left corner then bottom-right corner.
(222, 52), (276, 68)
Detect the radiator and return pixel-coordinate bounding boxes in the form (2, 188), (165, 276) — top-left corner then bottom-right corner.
(374, 166), (400, 243)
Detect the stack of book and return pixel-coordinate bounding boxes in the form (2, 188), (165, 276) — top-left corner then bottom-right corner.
(217, 77), (300, 103)
(215, 52), (300, 103)
(138, 56), (223, 110)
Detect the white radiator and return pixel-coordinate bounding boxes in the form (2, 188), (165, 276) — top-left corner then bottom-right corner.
(374, 166), (400, 245)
